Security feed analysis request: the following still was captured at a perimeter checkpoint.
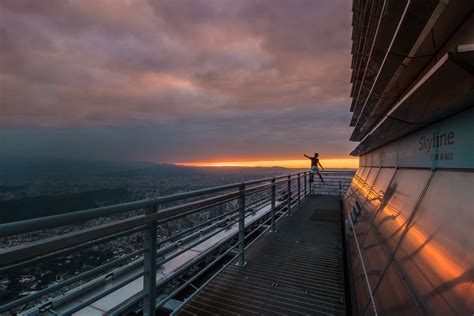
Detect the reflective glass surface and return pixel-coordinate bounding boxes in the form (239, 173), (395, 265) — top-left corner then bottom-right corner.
(365, 168), (397, 219)
(359, 228), (390, 292)
(352, 256), (371, 315)
(360, 167), (371, 180)
(365, 167), (380, 189)
(395, 171), (474, 314)
(356, 167), (366, 178)
(373, 169), (432, 254)
(373, 262), (420, 315)
(354, 167), (372, 204)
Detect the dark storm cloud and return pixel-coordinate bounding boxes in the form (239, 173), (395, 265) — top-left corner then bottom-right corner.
(0, 0), (353, 161)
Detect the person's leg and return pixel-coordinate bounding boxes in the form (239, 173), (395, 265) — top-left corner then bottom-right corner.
(317, 172), (324, 183)
(309, 172), (314, 182)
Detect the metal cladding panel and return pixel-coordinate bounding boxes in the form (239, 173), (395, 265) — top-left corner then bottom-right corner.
(370, 148), (381, 166)
(350, 0), (386, 120)
(379, 142), (397, 167)
(360, 154), (367, 166)
(350, 0), (411, 122)
(366, 8), (474, 140)
(372, 262), (420, 315)
(351, 0), (446, 140)
(372, 169), (432, 254)
(395, 171), (474, 314)
(364, 151), (372, 167)
(352, 50), (474, 155)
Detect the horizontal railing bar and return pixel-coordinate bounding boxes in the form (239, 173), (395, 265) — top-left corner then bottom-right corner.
(162, 192), (272, 246)
(1, 173), (317, 313)
(0, 199), (153, 238)
(158, 208), (238, 247)
(24, 258), (145, 315)
(0, 215), (150, 268)
(155, 191), (241, 224)
(156, 218), (240, 267)
(28, 197), (290, 314)
(155, 241), (240, 310)
(156, 196), (274, 267)
(0, 190), (243, 267)
(0, 172), (307, 238)
(0, 225), (145, 275)
(110, 199), (283, 314)
(170, 198), (295, 316)
(0, 249), (143, 312)
(3, 194), (280, 312)
(0, 176), (293, 268)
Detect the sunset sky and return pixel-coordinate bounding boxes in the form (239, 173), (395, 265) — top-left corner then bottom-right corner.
(0, 0), (358, 168)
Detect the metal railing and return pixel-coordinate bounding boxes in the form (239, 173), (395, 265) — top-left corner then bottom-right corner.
(0, 172), (316, 315)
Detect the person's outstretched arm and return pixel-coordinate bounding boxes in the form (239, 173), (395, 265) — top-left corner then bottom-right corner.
(318, 161), (324, 170)
(304, 154), (311, 159)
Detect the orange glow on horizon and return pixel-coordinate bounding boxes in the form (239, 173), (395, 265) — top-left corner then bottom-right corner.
(176, 158), (359, 169)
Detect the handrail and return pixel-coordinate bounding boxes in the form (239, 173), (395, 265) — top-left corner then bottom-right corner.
(0, 170), (353, 315)
(0, 172), (301, 238)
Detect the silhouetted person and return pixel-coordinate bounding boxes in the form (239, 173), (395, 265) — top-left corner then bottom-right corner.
(304, 152), (324, 183)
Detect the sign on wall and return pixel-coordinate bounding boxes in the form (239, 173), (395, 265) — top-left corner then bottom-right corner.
(361, 107), (474, 169)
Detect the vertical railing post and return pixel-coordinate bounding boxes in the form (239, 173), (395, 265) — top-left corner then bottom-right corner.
(297, 173), (301, 206)
(143, 201), (157, 316)
(236, 183), (246, 266)
(271, 177), (276, 233)
(304, 172), (307, 197)
(339, 179), (343, 201)
(287, 175), (291, 216)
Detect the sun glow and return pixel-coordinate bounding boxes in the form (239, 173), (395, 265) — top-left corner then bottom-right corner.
(176, 158), (359, 169)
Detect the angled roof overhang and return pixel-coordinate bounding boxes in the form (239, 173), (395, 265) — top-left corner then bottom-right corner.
(351, 45), (474, 156)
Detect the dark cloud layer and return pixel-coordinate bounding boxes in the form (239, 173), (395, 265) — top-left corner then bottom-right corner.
(0, 0), (353, 162)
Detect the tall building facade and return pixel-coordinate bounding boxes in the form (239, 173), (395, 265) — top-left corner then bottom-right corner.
(345, 0), (474, 314)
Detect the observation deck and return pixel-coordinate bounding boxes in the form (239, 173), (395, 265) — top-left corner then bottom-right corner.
(0, 171), (354, 316)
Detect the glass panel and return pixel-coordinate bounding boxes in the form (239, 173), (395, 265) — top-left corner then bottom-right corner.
(359, 228), (391, 289)
(354, 167), (372, 205)
(365, 167), (380, 189)
(356, 167), (365, 178)
(365, 168), (397, 219)
(360, 167), (371, 180)
(395, 171), (474, 314)
(352, 256), (370, 315)
(373, 169), (432, 255)
(349, 228), (359, 264)
(348, 168), (380, 242)
(363, 302), (376, 316)
(373, 262), (420, 315)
